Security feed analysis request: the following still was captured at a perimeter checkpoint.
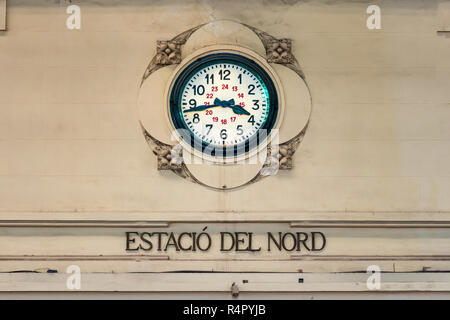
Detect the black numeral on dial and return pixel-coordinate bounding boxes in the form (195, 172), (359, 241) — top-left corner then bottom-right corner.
(252, 100), (259, 110)
(205, 74), (214, 84)
(193, 113), (200, 123)
(206, 124), (213, 135)
(219, 69), (230, 80)
(193, 85), (205, 95)
(220, 129), (228, 140)
(248, 84), (255, 95)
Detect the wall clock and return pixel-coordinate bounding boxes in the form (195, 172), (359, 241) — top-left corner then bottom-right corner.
(168, 52), (279, 160)
(137, 20), (312, 190)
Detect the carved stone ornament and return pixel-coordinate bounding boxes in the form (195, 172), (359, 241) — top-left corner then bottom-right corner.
(155, 40), (182, 65)
(278, 131), (305, 170)
(260, 130), (306, 177)
(142, 25), (204, 82)
(266, 38), (294, 64)
(138, 20), (312, 190)
(141, 125), (204, 185)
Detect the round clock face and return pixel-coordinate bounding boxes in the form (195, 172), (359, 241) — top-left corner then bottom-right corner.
(169, 53), (278, 158)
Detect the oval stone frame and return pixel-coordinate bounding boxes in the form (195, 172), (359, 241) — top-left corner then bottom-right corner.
(137, 20), (311, 190)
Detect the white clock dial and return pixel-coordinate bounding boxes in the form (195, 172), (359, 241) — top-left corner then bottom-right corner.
(181, 63), (269, 147)
(170, 53), (278, 157)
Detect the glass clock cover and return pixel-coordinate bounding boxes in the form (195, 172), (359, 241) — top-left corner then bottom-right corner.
(169, 52), (278, 158)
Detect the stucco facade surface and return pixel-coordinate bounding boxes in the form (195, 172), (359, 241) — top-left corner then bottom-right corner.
(0, 0), (450, 297)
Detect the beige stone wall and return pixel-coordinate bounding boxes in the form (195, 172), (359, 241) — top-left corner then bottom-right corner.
(0, 0), (449, 214)
(0, 0), (5, 30)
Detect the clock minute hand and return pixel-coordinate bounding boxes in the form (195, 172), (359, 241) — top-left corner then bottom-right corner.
(184, 97), (230, 112)
(184, 104), (220, 112)
(185, 99), (250, 115)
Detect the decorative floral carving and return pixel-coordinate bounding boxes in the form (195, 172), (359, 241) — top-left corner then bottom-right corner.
(243, 24), (305, 78)
(155, 40), (182, 65)
(261, 132), (305, 172)
(267, 38), (294, 64)
(277, 145), (295, 169)
(140, 124), (183, 171)
(152, 144), (183, 171)
(141, 24), (204, 84)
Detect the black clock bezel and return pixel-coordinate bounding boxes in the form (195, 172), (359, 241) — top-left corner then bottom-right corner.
(169, 52), (279, 158)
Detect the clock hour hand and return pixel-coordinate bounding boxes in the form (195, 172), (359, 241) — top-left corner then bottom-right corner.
(229, 105), (251, 115)
(214, 98), (251, 115)
(214, 98), (235, 106)
(184, 104), (219, 112)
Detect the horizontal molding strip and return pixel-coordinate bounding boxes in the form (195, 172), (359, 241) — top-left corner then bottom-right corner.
(290, 221), (450, 228)
(3, 255), (449, 262)
(0, 220), (169, 228)
(1, 219), (450, 228)
(2, 211), (450, 223)
(291, 255), (450, 261)
(2, 273), (450, 292)
(0, 255), (169, 261)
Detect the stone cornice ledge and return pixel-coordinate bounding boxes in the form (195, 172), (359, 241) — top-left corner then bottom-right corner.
(1, 211), (450, 227)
